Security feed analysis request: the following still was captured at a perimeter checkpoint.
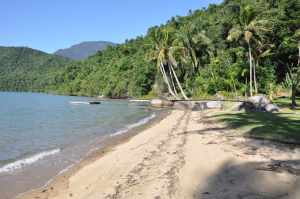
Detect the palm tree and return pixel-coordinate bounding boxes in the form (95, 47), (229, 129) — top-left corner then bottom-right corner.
(148, 27), (189, 100)
(285, 66), (300, 109)
(252, 43), (274, 94)
(227, 5), (272, 96)
(295, 29), (300, 65)
(175, 23), (212, 72)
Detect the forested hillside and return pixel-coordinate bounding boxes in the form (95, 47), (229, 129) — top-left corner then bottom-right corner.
(0, 46), (70, 91)
(2, 0), (300, 100)
(52, 0), (299, 99)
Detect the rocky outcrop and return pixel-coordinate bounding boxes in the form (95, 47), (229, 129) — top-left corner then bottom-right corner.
(151, 99), (174, 108)
(236, 95), (280, 113)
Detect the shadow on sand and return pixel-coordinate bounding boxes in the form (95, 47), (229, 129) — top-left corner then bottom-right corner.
(183, 110), (300, 198)
(194, 159), (300, 199)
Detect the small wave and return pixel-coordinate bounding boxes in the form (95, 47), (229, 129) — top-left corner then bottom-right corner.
(111, 113), (156, 136)
(0, 149), (60, 174)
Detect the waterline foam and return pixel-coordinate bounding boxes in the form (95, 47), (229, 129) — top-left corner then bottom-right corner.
(0, 148), (60, 174)
(111, 113), (156, 136)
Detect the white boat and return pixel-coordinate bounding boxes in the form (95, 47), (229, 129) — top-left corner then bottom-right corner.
(129, 99), (150, 103)
(69, 101), (101, 105)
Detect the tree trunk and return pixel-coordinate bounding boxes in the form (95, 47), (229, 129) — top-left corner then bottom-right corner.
(159, 61), (178, 99)
(169, 63), (189, 100)
(168, 63), (178, 96)
(253, 60), (258, 94)
(291, 85), (297, 109)
(248, 43), (253, 96)
(298, 41), (300, 66)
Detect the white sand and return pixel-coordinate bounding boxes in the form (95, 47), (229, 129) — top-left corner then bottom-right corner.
(19, 110), (300, 199)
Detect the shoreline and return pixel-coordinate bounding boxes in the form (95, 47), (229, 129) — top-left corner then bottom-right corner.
(16, 109), (170, 199)
(18, 110), (300, 199)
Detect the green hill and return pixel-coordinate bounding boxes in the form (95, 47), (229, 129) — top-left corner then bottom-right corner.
(1, 0), (300, 99)
(0, 46), (71, 91)
(53, 0), (300, 98)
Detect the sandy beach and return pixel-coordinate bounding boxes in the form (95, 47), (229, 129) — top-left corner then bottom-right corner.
(18, 110), (300, 199)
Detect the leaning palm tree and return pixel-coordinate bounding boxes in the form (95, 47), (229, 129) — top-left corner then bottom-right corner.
(227, 5), (272, 96)
(148, 27), (189, 100)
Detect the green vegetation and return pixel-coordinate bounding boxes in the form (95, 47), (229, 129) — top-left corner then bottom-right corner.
(51, 0), (299, 100)
(1, 0), (300, 105)
(0, 46), (70, 92)
(274, 97), (300, 110)
(212, 110), (300, 143)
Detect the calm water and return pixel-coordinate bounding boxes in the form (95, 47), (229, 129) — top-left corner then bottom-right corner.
(0, 92), (156, 198)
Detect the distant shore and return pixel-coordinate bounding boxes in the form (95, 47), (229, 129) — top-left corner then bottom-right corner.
(18, 110), (300, 199)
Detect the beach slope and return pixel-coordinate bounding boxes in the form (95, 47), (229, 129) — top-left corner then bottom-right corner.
(19, 110), (300, 199)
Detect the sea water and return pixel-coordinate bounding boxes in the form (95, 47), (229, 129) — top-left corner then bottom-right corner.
(0, 92), (156, 198)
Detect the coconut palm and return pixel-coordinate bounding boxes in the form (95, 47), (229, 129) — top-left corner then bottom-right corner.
(227, 5), (272, 96)
(285, 66), (300, 109)
(175, 23), (212, 71)
(148, 27), (189, 100)
(252, 42), (274, 93)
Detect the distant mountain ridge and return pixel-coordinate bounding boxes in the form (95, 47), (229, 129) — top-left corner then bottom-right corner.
(54, 41), (116, 60)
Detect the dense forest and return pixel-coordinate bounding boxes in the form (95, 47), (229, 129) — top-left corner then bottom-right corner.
(1, 0), (300, 102)
(0, 46), (70, 91)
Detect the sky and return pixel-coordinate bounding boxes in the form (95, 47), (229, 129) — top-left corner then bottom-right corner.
(1, 0), (222, 53)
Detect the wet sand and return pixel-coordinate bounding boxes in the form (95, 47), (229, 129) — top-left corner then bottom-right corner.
(18, 110), (300, 199)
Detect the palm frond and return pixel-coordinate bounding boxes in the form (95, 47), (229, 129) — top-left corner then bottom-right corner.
(227, 27), (242, 41)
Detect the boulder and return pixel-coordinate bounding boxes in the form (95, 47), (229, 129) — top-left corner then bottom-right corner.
(264, 104), (280, 113)
(206, 101), (223, 109)
(248, 95), (270, 105)
(192, 102), (208, 111)
(173, 101), (193, 110)
(237, 101), (257, 112)
(150, 99), (174, 108)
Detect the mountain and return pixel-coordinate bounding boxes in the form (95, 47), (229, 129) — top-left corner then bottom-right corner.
(54, 41), (116, 60)
(0, 46), (71, 91)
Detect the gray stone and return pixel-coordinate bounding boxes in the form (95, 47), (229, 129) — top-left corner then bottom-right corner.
(173, 101), (193, 110)
(237, 101), (256, 112)
(206, 101), (223, 109)
(150, 99), (174, 108)
(248, 95), (270, 105)
(264, 104), (280, 113)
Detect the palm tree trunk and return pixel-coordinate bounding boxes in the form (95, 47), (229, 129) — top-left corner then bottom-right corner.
(298, 41), (300, 65)
(248, 43), (253, 96)
(253, 59), (258, 94)
(291, 84), (297, 109)
(159, 61), (178, 99)
(168, 63), (178, 96)
(169, 63), (189, 100)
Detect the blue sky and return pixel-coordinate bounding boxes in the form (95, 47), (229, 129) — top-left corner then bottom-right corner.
(1, 0), (222, 53)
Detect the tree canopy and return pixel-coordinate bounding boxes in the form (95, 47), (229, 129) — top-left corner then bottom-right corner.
(1, 0), (300, 99)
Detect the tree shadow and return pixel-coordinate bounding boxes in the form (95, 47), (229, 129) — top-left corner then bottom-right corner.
(274, 97), (300, 110)
(209, 111), (300, 144)
(194, 159), (300, 199)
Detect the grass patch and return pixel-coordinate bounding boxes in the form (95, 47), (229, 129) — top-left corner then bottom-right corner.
(273, 97), (300, 110)
(211, 110), (300, 144)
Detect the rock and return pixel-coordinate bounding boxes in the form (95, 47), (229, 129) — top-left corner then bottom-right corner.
(236, 101), (256, 112)
(173, 101), (193, 110)
(248, 95), (270, 105)
(206, 101), (223, 109)
(150, 99), (174, 108)
(192, 102), (208, 111)
(264, 104), (280, 112)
